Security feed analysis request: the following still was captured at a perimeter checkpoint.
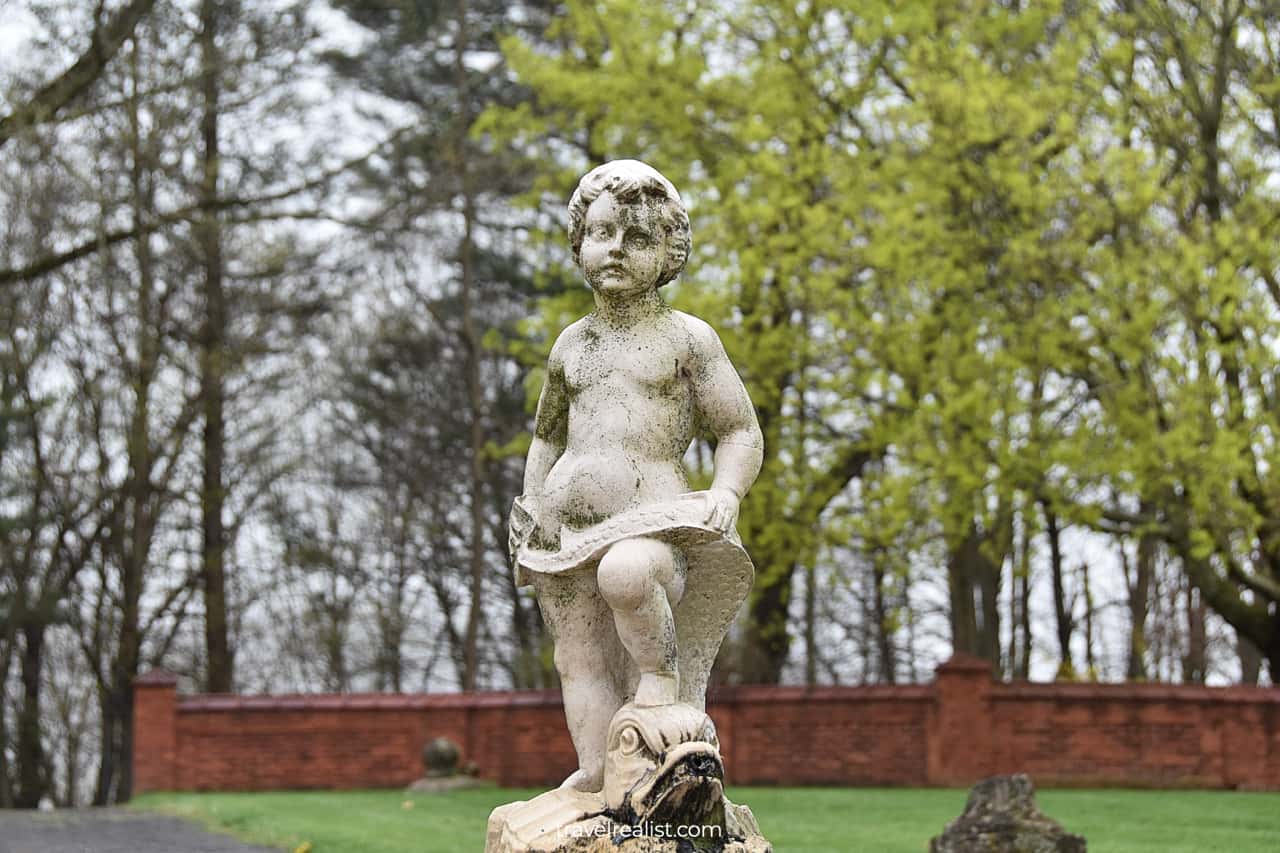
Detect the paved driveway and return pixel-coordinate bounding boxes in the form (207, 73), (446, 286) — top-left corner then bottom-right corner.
(0, 809), (280, 853)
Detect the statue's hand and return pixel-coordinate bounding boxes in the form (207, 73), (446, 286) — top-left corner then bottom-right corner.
(703, 488), (740, 534)
(508, 496), (537, 563)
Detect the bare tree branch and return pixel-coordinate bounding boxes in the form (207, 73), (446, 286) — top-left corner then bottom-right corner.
(0, 0), (159, 148)
(0, 124), (414, 287)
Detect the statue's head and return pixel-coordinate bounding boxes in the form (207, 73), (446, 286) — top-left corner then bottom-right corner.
(568, 160), (691, 290)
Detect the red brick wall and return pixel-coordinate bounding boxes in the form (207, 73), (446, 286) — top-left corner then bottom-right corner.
(134, 671), (179, 792)
(132, 656), (1280, 793)
(985, 683), (1280, 790)
(709, 684), (932, 785)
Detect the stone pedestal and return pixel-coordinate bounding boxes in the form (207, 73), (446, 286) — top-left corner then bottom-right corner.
(486, 789), (770, 852)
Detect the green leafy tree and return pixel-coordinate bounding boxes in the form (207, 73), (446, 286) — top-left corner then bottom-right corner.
(1064, 0), (1280, 677)
(486, 0), (890, 682)
(487, 0), (1112, 680)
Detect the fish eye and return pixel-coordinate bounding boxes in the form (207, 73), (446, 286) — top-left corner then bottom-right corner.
(619, 725), (642, 755)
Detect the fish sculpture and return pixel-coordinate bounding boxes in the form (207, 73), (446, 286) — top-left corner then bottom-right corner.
(486, 702), (769, 853)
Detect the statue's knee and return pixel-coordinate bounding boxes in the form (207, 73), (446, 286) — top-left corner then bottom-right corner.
(598, 540), (668, 611)
(663, 567), (685, 608)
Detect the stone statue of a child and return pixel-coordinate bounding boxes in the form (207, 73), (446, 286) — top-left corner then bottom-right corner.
(509, 160), (763, 795)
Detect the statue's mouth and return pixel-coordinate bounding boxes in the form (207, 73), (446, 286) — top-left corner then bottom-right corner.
(633, 743), (725, 827)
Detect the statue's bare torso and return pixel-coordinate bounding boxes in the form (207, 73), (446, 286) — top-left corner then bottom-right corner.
(543, 308), (711, 529)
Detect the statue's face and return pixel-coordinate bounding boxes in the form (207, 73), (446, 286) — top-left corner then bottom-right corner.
(581, 193), (666, 296)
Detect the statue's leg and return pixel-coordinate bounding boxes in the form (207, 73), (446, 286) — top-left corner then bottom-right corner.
(532, 568), (624, 793)
(597, 537), (686, 707)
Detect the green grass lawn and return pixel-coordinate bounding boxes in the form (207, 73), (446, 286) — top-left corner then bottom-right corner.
(133, 785), (1280, 852)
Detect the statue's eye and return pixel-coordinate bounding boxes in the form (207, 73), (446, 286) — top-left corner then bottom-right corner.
(619, 726), (642, 755)
(624, 230), (654, 248)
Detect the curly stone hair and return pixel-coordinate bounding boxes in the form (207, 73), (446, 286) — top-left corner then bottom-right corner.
(567, 160), (692, 288)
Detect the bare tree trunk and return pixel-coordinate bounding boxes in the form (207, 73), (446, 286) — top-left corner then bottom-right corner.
(948, 526), (1001, 674)
(1016, 566), (1032, 679)
(977, 552), (1001, 674)
(93, 678), (135, 804)
(857, 570), (873, 682)
(804, 563), (817, 685)
(117, 680), (136, 803)
(502, 552), (537, 688)
(904, 562), (920, 683)
(485, 477), (544, 688)
(1009, 510), (1032, 680)
(323, 611), (350, 692)
(91, 697), (115, 806)
(948, 537), (978, 659)
(453, 0), (488, 692)
(1183, 581), (1207, 684)
(381, 561), (406, 694)
(1007, 546), (1019, 677)
(1124, 523), (1156, 680)
(198, 0), (232, 694)
(92, 35), (160, 806)
(1042, 504), (1074, 679)
(103, 558), (143, 804)
(872, 558), (895, 684)
(741, 559), (797, 683)
(1238, 630), (1262, 685)
(0, 639), (13, 807)
(59, 697), (82, 807)
(1263, 637), (1280, 689)
(15, 623), (47, 808)
(1082, 561), (1096, 679)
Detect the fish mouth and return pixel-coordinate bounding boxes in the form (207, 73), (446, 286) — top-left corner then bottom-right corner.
(633, 743), (725, 825)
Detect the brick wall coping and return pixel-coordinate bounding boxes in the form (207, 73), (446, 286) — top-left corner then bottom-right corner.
(991, 681), (1280, 703)
(708, 684), (933, 703)
(135, 670), (180, 686)
(170, 679), (1276, 715)
(175, 683), (934, 713)
(178, 687), (565, 713)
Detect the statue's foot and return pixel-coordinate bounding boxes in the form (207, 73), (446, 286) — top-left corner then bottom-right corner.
(634, 671), (678, 707)
(559, 767), (603, 793)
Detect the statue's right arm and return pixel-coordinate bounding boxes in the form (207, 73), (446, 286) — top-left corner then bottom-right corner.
(523, 349), (569, 498)
(511, 344), (569, 555)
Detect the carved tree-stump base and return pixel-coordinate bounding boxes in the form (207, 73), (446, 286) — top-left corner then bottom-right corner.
(930, 774), (1086, 853)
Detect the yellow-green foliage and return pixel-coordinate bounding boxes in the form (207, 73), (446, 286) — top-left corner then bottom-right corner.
(485, 0), (1280, 670)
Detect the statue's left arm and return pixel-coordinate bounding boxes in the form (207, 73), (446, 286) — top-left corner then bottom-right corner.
(689, 319), (763, 532)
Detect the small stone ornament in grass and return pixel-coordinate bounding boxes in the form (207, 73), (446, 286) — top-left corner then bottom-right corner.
(486, 161), (771, 853)
(930, 774), (1086, 853)
(406, 736), (483, 793)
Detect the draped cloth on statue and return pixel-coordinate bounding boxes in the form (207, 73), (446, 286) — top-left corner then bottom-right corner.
(512, 491), (753, 710)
